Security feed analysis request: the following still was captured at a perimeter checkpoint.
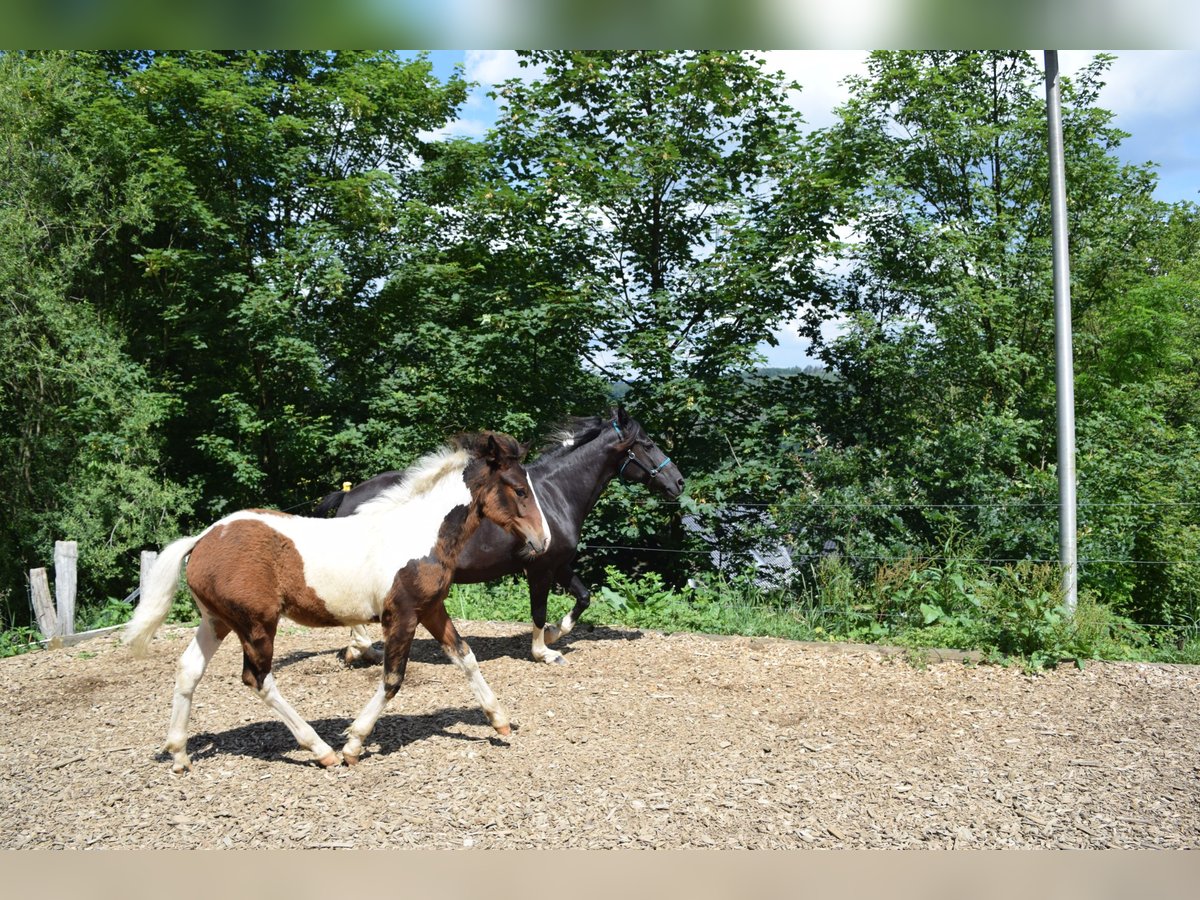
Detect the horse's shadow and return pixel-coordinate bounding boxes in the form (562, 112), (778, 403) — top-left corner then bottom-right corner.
(273, 622), (642, 670)
(175, 626), (645, 769)
(177, 705), (509, 769)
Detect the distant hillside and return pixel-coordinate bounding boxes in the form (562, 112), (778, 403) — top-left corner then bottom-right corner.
(754, 365), (828, 378)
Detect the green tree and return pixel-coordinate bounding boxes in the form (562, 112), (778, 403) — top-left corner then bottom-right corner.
(325, 137), (609, 479)
(0, 52), (194, 623)
(1073, 205), (1200, 625)
(790, 51), (1198, 625)
(491, 51), (831, 469)
(78, 51), (470, 512)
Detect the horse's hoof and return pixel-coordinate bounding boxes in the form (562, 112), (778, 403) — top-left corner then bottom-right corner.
(342, 649), (383, 668)
(170, 760), (192, 775)
(317, 751), (339, 768)
(342, 753), (360, 767)
(494, 723), (511, 737)
(550, 654), (567, 666)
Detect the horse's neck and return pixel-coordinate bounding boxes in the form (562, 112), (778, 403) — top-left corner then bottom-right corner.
(369, 474), (479, 569)
(432, 502), (483, 569)
(536, 431), (621, 517)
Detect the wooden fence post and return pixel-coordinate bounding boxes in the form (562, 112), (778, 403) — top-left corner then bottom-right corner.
(54, 540), (78, 637)
(30, 568), (57, 639)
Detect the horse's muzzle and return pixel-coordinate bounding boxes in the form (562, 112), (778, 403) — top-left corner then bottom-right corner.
(522, 536), (550, 558)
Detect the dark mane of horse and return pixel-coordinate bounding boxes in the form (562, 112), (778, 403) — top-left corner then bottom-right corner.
(536, 415), (615, 459)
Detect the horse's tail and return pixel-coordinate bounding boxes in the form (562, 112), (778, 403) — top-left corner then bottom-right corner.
(123, 532), (205, 656)
(313, 490), (346, 518)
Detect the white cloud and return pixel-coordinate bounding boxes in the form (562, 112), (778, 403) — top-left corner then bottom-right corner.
(464, 50), (524, 86)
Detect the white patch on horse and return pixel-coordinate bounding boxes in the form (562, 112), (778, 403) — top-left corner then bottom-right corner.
(252, 673), (336, 763)
(549, 424), (582, 448)
(344, 624), (381, 665)
(530, 624), (565, 665)
(354, 447), (471, 513)
(445, 648), (508, 729)
(343, 679), (391, 761)
(211, 448), (473, 624)
(163, 616), (224, 772)
(528, 475), (552, 553)
(559, 609), (577, 637)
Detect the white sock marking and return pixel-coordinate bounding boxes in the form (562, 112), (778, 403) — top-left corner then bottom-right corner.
(253, 673), (334, 761)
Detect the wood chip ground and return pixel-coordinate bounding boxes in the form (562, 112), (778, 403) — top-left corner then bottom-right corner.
(2, 621), (1197, 849)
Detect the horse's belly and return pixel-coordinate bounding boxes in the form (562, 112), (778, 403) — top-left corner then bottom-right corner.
(295, 565), (387, 625)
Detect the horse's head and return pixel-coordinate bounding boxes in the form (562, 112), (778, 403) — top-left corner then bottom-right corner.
(609, 406), (686, 499)
(462, 431), (551, 558)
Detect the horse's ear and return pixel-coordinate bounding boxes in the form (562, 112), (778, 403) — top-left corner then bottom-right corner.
(484, 433), (501, 466)
(518, 439), (532, 461)
(616, 404), (630, 426)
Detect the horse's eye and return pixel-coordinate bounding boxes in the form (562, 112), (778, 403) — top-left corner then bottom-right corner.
(516, 488), (528, 499)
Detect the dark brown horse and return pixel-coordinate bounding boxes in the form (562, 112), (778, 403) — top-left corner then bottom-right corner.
(316, 408), (685, 665)
(124, 432), (549, 771)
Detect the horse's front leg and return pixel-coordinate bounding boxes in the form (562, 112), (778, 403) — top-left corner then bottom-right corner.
(528, 568), (567, 665)
(422, 602), (510, 733)
(342, 598), (418, 765)
(543, 566), (590, 647)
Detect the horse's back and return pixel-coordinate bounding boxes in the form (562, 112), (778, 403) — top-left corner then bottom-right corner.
(337, 471), (405, 517)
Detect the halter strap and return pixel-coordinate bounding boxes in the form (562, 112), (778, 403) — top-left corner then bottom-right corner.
(618, 449), (672, 480)
(612, 416), (671, 482)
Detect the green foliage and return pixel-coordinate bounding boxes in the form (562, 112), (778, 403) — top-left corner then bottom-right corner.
(0, 625), (40, 659)
(77, 597), (136, 631)
(1, 50), (1197, 668)
(451, 559), (1171, 671)
(492, 51), (830, 472)
(0, 52), (196, 622)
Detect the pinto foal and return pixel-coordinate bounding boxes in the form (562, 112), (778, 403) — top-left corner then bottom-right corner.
(124, 432), (550, 771)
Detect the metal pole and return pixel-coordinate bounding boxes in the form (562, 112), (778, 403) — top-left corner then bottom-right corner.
(1044, 50), (1078, 615)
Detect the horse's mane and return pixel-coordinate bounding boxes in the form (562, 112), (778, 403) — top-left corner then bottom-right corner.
(537, 415), (611, 459)
(353, 443), (471, 516)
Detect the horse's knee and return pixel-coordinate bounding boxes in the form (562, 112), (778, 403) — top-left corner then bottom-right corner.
(241, 663), (271, 694)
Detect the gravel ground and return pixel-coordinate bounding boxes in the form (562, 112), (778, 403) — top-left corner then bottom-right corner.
(1, 619), (1198, 849)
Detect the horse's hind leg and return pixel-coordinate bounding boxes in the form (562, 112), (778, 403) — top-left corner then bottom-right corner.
(239, 627), (338, 768)
(342, 624), (382, 666)
(163, 613), (228, 774)
(422, 602), (511, 733)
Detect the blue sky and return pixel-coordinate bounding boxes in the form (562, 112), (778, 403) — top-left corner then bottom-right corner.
(418, 50), (1200, 368)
